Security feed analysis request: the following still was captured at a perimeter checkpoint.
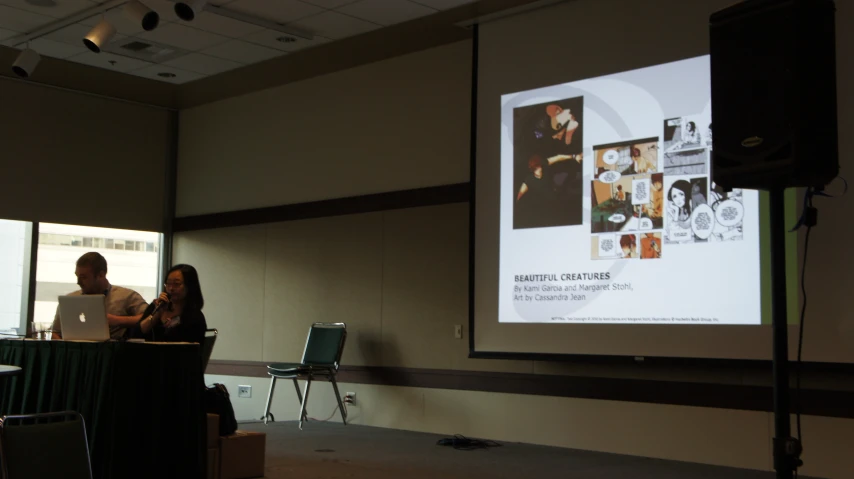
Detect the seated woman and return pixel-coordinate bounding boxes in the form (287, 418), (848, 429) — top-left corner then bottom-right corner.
(127, 264), (207, 344)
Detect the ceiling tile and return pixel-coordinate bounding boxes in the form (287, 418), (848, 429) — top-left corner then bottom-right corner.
(0, 5), (55, 33)
(408, 0), (475, 9)
(185, 11), (265, 38)
(240, 28), (330, 52)
(201, 38), (282, 63)
(66, 50), (153, 72)
(300, 0), (359, 8)
(129, 63), (206, 84)
(28, 37), (88, 59)
(337, 0), (436, 26)
(0, 0), (96, 19)
(137, 22), (229, 51)
(44, 23), (128, 48)
(79, 11), (147, 38)
(0, 27), (18, 42)
(288, 10), (379, 39)
(163, 52), (242, 75)
(207, 0), (235, 5)
(225, 0), (323, 24)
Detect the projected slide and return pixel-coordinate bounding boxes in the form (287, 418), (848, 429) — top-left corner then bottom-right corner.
(499, 55), (760, 325)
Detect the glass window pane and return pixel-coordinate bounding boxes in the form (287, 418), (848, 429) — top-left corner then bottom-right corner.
(0, 219), (30, 335)
(33, 223), (163, 326)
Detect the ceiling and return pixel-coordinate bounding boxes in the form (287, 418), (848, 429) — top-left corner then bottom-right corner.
(0, 0), (477, 84)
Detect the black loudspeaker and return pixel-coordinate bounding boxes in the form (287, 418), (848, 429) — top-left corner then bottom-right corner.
(709, 0), (838, 191)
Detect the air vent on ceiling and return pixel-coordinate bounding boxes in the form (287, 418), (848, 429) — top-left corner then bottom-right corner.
(121, 41), (153, 52)
(101, 39), (188, 64)
(276, 35), (297, 43)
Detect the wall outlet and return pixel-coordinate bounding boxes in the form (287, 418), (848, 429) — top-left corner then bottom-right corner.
(237, 385), (252, 398)
(454, 324), (463, 339)
(344, 392), (356, 405)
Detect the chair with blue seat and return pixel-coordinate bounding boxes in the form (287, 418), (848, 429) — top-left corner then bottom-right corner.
(262, 322), (347, 430)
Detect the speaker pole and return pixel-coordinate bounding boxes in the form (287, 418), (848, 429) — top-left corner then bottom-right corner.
(769, 187), (801, 479)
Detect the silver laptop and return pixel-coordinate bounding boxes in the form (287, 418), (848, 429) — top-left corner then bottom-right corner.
(58, 295), (110, 341)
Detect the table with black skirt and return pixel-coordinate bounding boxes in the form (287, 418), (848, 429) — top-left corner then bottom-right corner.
(0, 338), (206, 479)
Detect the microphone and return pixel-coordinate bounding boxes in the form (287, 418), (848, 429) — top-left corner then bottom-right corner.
(151, 292), (171, 315)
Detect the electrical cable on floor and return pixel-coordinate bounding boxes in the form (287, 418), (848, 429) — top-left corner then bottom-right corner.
(308, 402), (347, 423)
(436, 434), (502, 450)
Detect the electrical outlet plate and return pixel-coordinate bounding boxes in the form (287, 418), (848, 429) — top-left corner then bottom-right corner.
(237, 385), (252, 398)
(454, 324), (462, 339)
(344, 392), (356, 404)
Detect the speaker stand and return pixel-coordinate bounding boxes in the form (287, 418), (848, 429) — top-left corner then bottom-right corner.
(769, 188), (802, 479)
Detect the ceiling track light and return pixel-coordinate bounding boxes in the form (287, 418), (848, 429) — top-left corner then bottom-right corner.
(11, 48), (40, 78)
(174, 0), (207, 21)
(83, 19), (117, 53)
(124, 0), (160, 31)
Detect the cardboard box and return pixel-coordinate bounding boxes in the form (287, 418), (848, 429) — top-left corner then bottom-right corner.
(207, 447), (220, 479)
(206, 413), (220, 449)
(219, 431), (266, 479)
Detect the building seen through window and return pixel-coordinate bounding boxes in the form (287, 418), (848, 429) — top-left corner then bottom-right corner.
(33, 223), (162, 327)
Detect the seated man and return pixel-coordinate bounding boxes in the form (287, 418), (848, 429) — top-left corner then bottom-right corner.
(51, 252), (148, 340)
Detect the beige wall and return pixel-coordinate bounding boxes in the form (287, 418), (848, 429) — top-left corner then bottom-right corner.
(0, 78), (171, 231)
(172, 1), (854, 477)
(175, 204), (528, 374)
(175, 41), (472, 217)
(175, 203), (853, 478)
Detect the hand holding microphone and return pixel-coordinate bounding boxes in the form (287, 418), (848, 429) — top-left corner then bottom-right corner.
(150, 292), (171, 322)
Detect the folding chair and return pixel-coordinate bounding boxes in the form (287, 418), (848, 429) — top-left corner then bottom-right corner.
(0, 411), (92, 479)
(261, 322), (347, 430)
(201, 328), (218, 372)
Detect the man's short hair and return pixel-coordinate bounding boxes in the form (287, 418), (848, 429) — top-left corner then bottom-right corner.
(76, 252), (107, 276)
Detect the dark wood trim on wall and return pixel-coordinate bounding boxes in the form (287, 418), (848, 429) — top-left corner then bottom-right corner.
(173, 183), (470, 232)
(207, 360), (854, 420)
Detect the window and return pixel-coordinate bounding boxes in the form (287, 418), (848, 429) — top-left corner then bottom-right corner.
(0, 219), (32, 334)
(33, 223), (163, 326)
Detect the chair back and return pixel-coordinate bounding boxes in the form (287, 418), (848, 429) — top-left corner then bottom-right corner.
(201, 328), (218, 372)
(0, 411), (92, 479)
(301, 323), (346, 368)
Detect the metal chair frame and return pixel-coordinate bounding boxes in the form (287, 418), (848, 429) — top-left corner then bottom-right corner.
(261, 322), (347, 430)
(0, 410), (92, 479)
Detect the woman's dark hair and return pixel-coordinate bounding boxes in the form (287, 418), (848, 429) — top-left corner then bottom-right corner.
(668, 180), (693, 215)
(168, 264), (204, 311)
(687, 121), (696, 132)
